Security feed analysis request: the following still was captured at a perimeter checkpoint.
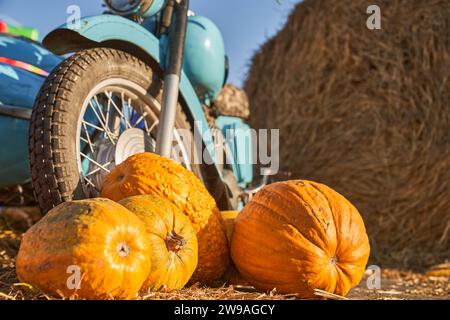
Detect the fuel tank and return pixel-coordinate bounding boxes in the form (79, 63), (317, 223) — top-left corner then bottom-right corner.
(182, 15), (226, 104)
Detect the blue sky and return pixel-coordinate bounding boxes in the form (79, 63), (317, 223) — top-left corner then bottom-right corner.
(0, 0), (301, 86)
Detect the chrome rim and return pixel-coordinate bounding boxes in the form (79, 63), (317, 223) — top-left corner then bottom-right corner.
(76, 78), (192, 198)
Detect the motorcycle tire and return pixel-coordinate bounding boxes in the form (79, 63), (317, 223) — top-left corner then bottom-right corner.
(29, 47), (204, 214)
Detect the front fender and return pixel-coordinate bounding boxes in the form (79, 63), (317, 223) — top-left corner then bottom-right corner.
(43, 15), (161, 61)
(43, 15), (218, 165)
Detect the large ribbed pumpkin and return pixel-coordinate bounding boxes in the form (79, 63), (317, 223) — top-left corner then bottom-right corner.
(119, 195), (198, 291)
(231, 180), (370, 298)
(15, 198), (152, 299)
(101, 152), (229, 283)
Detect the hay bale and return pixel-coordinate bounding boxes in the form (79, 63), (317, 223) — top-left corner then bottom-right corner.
(245, 0), (450, 269)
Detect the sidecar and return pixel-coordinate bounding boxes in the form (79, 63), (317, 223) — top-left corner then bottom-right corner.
(0, 31), (62, 188)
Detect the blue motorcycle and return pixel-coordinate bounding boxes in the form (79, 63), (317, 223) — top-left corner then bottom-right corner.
(18, 0), (266, 213)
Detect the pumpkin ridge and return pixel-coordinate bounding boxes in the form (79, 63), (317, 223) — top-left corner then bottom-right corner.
(254, 186), (333, 254)
(308, 182), (362, 255)
(329, 268), (340, 294)
(240, 200), (327, 257)
(287, 183), (333, 235)
(233, 210), (330, 279)
(237, 250), (327, 283)
(269, 184), (322, 225)
(305, 181), (340, 253)
(307, 262), (339, 293)
(335, 261), (356, 280)
(312, 182), (369, 261)
(236, 257), (303, 285)
(291, 182), (331, 230)
(333, 263), (359, 295)
(239, 220), (325, 260)
(335, 241), (371, 266)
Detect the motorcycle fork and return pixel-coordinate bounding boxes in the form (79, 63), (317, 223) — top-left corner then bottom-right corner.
(156, 0), (190, 157)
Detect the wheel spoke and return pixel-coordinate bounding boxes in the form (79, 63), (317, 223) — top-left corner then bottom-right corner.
(105, 90), (132, 129)
(128, 97), (134, 127)
(83, 176), (98, 190)
(122, 92), (129, 124)
(93, 95), (108, 125)
(88, 100), (117, 145)
(147, 119), (158, 135)
(132, 111), (148, 128)
(84, 161), (113, 177)
(82, 120), (105, 133)
(104, 93), (111, 130)
(122, 92), (134, 128)
(80, 152), (111, 173)
(80, 136), (89, 144)
(82, 122), (95, 154)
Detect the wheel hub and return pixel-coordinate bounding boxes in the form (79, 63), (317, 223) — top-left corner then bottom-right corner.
(115, 128), (155, 165)
(89, 128), (155, 192)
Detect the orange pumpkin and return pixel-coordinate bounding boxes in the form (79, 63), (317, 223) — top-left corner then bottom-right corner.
(15, 198), (152, 299)
(119, 195), (198, 291)
(426, 263), (450, 278)
(230, 180), (370, 297)
(221, 211), (239, 245)
(101, 152), (229, 283)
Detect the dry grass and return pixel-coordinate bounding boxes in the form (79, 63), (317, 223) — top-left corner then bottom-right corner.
(245, 0), (450, 270)
(1, 218), (448, 300)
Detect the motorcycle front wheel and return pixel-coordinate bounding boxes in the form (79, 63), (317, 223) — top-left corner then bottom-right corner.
(29, 48), (203, 214)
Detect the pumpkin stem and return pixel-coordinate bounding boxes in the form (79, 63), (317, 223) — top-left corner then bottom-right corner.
(165, 231), (186, 253)
(165, 211), (186, 253)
